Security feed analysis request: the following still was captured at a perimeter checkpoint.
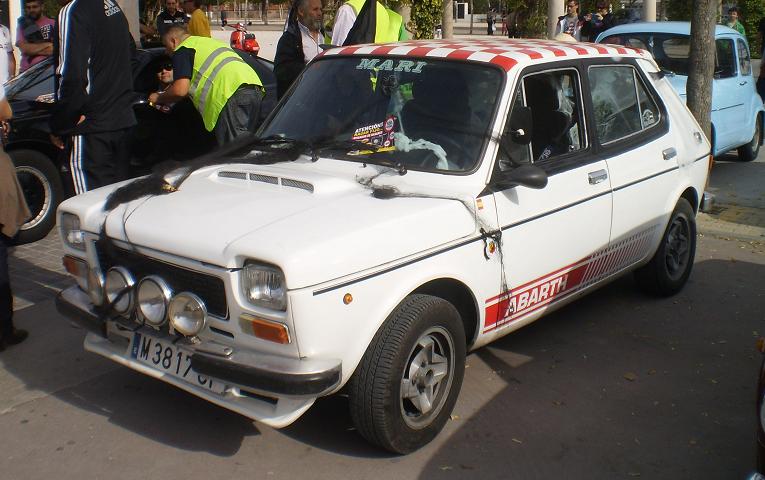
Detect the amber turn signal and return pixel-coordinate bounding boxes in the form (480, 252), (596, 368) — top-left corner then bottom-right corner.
(343, 293), (353, 305)
(240, 314), (290, 344)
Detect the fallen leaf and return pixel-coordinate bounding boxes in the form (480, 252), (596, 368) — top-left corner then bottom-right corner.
(628, 472), (641, 477)
(450, 414), (460, 420)
(439, 465), (453, 471)
(624, 372), (638, 381)
(512, 438), (523, 444)
(647, 369), (657, 375)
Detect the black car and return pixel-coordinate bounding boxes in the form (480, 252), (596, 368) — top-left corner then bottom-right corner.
(5, 47), (276, 244)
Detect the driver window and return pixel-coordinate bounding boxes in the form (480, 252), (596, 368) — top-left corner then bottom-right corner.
(501, 69), (585, 169)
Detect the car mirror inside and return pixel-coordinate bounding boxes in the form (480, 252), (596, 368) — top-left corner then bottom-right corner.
(506, 105), (533, 145)
(494, 164), (548, 191)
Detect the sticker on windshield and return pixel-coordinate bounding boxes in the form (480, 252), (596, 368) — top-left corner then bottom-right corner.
(356, 58), (427, 73)
(352, 116), (398, 148)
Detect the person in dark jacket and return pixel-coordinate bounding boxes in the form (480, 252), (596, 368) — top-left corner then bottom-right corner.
(51, 0), (137, 194)
(274, 0), (328, 99)
(582, 1), (614, 41)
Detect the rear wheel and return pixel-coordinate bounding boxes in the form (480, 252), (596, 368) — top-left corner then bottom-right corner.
(634, 198), (696, 296)
(11, 149), (63, 244)
(348, 294), (466, 454)
(738, 116), (761, 162)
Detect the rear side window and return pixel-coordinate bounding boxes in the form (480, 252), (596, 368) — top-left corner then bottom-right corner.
(716, 38), (737, 78)
(737, 39), (751, 76)
(588, 65), (660, 144)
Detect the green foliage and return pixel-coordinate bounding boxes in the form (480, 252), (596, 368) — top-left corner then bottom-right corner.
(410, 0), (442, 39)
(742, 0), (765, 57)
(665, 0), (691, 20)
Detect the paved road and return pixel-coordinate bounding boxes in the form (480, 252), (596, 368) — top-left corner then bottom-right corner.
(2, 38), (765, 478)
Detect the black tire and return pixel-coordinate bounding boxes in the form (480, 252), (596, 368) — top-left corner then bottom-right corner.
(634, 198), (696, 296)
(10, 149), (64, 244)
(348, 294), (466, 454)
(738, 116), (761, 162)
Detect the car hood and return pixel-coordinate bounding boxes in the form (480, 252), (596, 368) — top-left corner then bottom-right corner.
(79, 160), (479, 289)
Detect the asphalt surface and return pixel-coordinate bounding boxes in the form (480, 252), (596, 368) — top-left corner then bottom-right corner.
(2, 33), (765, 480)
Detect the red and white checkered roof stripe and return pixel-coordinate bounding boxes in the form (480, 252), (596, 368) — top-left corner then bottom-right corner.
(322, 38), (650, 71)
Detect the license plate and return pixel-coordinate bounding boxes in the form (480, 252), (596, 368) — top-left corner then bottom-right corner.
(129, 332), (225, 395)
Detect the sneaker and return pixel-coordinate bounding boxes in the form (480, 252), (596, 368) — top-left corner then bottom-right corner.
(2, 329), (28, 346)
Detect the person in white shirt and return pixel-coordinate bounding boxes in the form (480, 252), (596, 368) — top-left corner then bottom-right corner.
(0, 25), (17, 83)
(273, 0), (328, 98)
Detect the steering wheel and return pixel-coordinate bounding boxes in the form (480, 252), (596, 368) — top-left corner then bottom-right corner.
(413, 131), (472, 170)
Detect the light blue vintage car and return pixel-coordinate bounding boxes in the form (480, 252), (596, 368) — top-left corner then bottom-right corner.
(597, 21), (764, 160)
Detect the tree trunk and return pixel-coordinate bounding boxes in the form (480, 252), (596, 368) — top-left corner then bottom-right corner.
(469, 0), (473, 34)
(443, 0), (454, 39)
(686, 0), (716, 140)
(262, 0), (269, 25)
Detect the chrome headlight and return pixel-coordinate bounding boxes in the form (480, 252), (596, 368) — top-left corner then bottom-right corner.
(168, 292), (207, 336)
(137, 276), (172, 327)
(61, 213), (86, 251)
(241, 262), (287, 311)
(87, 268), (104, 306)
(104, 267), (135, 314)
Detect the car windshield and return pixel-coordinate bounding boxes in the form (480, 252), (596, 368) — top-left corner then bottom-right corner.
(602, 33), (692, 76)
(259, 56), (504, 173)
(4, 58), (53, 101)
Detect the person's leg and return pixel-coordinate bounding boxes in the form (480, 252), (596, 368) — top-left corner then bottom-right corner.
(81, 130), (131, 190)
(0, 234), (12, 339)
(213, 87), (262, 145)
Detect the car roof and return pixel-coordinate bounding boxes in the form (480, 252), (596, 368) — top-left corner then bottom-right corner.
(322, 38), (650, 72)
(597, 21), (741, 40)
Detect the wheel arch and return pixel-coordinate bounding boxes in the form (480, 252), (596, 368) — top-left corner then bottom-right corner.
(5, 140), (60, 165)
(410, 277), (480, 350)
(680, 186), (699, 214)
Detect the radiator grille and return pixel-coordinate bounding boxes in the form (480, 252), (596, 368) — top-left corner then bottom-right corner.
(96, 244), (228, 319)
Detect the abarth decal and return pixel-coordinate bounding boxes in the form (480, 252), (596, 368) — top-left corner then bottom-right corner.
(484, 225), (659, 333)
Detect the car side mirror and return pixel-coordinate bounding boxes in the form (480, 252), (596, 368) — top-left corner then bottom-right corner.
(493, 164), (548, 191)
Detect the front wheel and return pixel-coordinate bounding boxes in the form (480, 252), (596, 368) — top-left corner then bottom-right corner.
(634, 198), (696, 296)
(11, 149), (64, 244)
(738, 116), (761, 162)
(348, 294), (466, 454)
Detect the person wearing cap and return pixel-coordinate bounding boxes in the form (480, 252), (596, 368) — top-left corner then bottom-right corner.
(156, 0), (188, 38)
(331, 0), (406, 46)
(0, 83), (30, 351)
(274, 0), (330, 98)
(149, 25), (264, 145)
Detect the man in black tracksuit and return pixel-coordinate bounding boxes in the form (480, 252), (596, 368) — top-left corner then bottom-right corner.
(51, 0), (136, 194)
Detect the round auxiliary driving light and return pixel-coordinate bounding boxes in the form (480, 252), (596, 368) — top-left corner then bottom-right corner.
(104, 267), (135, 314)
(137, 276), (172, 327)
(87, 269), (105, 306)
(168, 292), (207, 337)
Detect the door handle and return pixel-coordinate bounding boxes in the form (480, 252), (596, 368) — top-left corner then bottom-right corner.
(740, 81), (748, 85)
(588, 169), (608, 185)
(662, 147), (677, 160)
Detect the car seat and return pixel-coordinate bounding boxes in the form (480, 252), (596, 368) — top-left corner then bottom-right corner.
(523, 75), (572, 160)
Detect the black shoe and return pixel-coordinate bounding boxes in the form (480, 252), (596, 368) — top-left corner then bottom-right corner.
(2, 329), (28, 347)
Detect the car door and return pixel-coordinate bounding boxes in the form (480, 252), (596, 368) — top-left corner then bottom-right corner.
(485, 65), (612, 336)
(586, 60), (677, 271)
(735, 37), (758, 146)
(711, 36), (747, 152)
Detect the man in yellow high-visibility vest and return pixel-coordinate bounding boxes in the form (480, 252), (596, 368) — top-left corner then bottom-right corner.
(149, 25), (264, 146)
(332, 0), (406, 46)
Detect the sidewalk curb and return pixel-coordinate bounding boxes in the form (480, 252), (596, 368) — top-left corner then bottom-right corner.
(697, 213), (765, 243)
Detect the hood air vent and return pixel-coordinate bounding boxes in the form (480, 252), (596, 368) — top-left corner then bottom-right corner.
(217, 171), (314, 193)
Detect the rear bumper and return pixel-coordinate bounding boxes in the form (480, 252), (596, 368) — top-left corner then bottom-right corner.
(55, 286), (342, 398)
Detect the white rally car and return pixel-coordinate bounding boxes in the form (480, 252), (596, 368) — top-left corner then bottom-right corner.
(55, 38), (711, 453)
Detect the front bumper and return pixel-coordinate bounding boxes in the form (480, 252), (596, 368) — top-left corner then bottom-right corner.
(55, 286), (342, 398)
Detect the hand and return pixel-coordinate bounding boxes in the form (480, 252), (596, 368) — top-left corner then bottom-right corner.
(585, 13), (592, 21)
(148, 92), (160, 104)
(50, 134), (65, 149)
